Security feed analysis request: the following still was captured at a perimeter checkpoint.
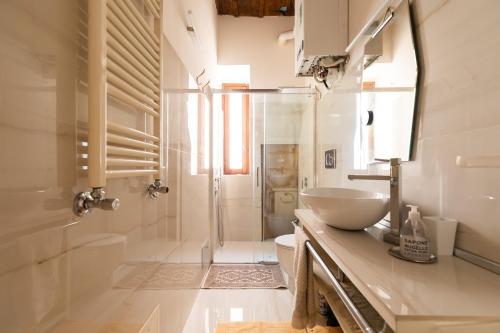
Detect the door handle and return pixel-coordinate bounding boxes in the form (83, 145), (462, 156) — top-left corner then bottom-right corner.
(256, 166), (260, 187)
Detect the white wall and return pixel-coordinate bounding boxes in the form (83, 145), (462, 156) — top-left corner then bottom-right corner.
(163, 0), (218, 81)
(217, 16), (305, 89)
(0, 1), (205, 331)
(315, 0), (500, 263)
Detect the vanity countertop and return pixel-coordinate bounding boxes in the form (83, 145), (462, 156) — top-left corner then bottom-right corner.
(296, 209), (500, 331)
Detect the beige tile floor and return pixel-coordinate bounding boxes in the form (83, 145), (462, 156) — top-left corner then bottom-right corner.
(50, 239), (290, 333)
(181, 289), (294, 333)
(97, 287), (293, 333)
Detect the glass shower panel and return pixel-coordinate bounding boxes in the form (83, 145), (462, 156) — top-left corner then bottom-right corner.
(164, 92), (211, 274)
(212, 92), (262, 262)
(212, 92), (315, 264)
(261, 94), (315, 241)
(297, 95), (316, 203)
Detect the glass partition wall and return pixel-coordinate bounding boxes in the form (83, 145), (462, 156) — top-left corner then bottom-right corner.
(164, 89), (316, 265)
(164, 92), (212, 271)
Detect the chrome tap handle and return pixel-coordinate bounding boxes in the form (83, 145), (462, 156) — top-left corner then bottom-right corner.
(148, 180), (169, 199)
(73, 188), (120, 217)
(99, 198), (120, 210)
(147, 183), (158, 198)
(73, 192), (93, 216)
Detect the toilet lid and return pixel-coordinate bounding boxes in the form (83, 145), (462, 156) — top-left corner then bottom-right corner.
(275, 234), (295, 249)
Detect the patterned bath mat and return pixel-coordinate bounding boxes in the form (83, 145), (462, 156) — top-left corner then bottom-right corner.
(114, 262), (160, 289)
(140, 263), (206, 289)
(215, 322), (342, 333)
(115, 263), (206, 290)
(202, 264), (287, 289)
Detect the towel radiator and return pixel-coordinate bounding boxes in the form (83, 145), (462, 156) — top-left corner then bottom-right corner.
(305, 241), (376, 333)
(75, 0), (166, 216)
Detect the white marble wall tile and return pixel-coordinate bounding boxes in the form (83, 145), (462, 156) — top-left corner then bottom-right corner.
(315, 0), (500, 263)
(0, 2), (206, 332)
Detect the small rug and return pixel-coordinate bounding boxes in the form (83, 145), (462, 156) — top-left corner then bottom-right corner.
(139, 263), (206, 289)
(215, 322), (343, 333)
(115, 263), (205, 290)
(202, 264), (287, 289)
(114, 262), (161, 289)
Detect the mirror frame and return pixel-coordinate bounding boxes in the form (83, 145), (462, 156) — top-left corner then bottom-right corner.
(407, 0), (421, 161)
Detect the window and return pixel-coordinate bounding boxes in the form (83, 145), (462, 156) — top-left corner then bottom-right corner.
(223, 83), (249, 175)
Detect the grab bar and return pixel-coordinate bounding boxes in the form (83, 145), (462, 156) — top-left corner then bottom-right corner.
(305, 241), (376, 333)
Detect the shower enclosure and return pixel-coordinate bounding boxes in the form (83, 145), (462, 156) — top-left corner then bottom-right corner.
(163, 91), (212, 271)
(165, 88), (316, 265)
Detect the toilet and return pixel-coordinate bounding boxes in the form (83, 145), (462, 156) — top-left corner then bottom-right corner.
(266, 188), (297, 238)
(275, 233), (296, 293)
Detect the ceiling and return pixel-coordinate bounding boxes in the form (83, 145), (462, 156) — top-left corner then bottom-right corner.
(215, 0), (295, 17)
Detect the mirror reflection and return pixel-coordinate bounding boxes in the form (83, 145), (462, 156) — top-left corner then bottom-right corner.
(359, 0), (418, 164)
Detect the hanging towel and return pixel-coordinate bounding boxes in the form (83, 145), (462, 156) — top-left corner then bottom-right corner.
(291, 227), (317, 329)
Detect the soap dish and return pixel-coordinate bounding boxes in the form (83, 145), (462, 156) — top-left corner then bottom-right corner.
(388, 246), (438, 264)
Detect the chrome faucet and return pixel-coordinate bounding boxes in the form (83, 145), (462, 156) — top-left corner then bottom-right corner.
(347, 158), (401, 245)
(147, 179), (169, 199)
(73, 187), (120, 217)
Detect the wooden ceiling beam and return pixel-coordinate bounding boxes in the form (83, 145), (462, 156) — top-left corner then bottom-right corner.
(216, 0), (294, 17)
(259, 0), (265, 18)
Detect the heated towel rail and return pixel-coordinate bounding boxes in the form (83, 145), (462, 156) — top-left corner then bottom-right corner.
(74, 0), (166, 216)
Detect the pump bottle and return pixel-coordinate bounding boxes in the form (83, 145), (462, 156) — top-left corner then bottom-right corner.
(400, 205), (431, 261)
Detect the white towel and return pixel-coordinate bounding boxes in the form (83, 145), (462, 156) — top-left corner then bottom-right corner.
(291, 227), (317, 329)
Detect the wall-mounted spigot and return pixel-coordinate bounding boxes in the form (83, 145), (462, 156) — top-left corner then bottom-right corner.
(73, 187), (120, 217)
(147, 179), (169, 199)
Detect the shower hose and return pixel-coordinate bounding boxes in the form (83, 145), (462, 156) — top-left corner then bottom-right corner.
(215, 178), (224, 247)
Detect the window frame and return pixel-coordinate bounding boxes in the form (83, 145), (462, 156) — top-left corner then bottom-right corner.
(222, 83), (250, 175)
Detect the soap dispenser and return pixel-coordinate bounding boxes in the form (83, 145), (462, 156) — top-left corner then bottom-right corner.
(399, 205), (431, 261)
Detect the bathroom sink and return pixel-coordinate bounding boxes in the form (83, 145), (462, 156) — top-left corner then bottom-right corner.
(300, 188), (389, 230)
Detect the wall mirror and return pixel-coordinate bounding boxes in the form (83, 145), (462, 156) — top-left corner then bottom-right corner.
(359, 0), (418, 163)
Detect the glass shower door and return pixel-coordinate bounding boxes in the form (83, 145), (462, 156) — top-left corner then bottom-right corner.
(212, 92), (263, 263)
(164, 91), (211, 270)
(259, 93), (316, 248)
(212, 91), (315, 264)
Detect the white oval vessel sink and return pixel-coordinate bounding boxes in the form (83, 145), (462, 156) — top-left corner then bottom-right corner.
(300, 188), (389, 230)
